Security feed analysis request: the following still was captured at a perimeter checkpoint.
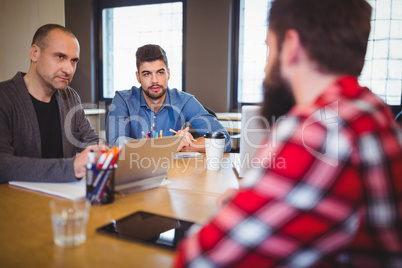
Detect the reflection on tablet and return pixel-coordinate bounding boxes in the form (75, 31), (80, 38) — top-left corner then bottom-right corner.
(97, 211), (196, 250)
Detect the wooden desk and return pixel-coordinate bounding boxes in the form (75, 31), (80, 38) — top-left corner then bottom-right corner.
(0, 154), (238, 267)
(216, 112), (241, 121)
(166, 156), (239, 195)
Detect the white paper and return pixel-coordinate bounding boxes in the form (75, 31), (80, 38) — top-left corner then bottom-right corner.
(174, 152), (203, 159)
(9, 180), (86, 200)
(160, 179), (172, 186)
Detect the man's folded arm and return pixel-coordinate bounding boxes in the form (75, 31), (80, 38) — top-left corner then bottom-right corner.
(183, 97), (232, 152)
(0, 153), (76, 184)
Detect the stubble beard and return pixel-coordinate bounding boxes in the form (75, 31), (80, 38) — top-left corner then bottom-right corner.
(142, 85), (167, 100)
(40, 76), (70, 92)
(52, 76), (71, 91)
(37, 66), (71, 91)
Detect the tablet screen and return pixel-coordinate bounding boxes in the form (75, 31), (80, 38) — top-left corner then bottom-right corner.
(97, 211), (196, 250)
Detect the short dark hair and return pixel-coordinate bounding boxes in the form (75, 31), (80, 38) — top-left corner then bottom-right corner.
(136, 44), (168, 70)
(268, 0), (372, 76)
(32, 24), (76, 50)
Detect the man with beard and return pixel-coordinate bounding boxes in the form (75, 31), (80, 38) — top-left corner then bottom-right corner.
(106, 44), (231, 152)
(174, 0), (402, 267)
(0, 24), (101, 183)
(261, 50), (295, 122)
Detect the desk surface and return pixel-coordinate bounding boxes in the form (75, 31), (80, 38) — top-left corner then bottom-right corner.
(0, 154), (239, 267)
(216, 112), (241, 121)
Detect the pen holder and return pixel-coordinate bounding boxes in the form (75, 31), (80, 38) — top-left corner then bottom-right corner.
(86, 165), (116, 205)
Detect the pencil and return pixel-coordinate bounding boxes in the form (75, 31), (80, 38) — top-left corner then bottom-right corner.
(169, 129), (197, 142)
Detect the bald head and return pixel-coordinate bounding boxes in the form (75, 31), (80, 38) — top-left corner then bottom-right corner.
(32, 24), (77, 50)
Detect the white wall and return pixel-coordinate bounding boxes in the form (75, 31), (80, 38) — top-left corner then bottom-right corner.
(0, 0), (64, 81)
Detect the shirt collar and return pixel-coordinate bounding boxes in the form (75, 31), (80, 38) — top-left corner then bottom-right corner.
(311, 75), (363, 107)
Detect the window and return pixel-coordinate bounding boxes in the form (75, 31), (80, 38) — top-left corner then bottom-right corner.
(235, 0), (402, 111)
(98, 1), (184, 100)
(360, 0), (402, 106)
(236, 0), (269, 104)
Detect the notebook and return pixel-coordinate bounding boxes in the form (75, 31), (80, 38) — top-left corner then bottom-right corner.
(115, 136), (182, 194)
(233, 105), (269, 178)
(9, 180), (86, 200)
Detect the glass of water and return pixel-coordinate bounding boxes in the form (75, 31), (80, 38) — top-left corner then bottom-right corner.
(49, 198), (91, 247)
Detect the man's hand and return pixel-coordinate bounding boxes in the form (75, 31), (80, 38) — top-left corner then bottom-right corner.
(217, 188), (238, 208)
(175, 127), (194, 151)
(73, 145), (106, 179)
(175, 127), (206, 152)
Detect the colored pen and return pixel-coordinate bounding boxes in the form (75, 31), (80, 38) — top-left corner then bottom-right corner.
(92, 169), (112, 201)
(93, 147), (121, 201)
(86, 150), (95, 185)
(169, 128), (197, 142)
(87, 150), (95, 167)
(97, 149), (106, 169)
(92, 147), (117, 187)
(109, 146), (121, 168)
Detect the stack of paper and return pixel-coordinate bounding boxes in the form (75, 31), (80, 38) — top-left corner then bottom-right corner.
(174, 152), (203, 159)
(9, 180), (86, 200)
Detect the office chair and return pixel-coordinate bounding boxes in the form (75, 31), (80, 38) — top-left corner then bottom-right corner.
(187, 106), (217, 138)
(203, 106), (217, 118)
(395, 110), (402, 125)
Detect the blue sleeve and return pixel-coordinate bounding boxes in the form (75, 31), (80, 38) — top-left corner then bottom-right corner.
(182, 97), (232, 153)
(106, 92), (132, 146)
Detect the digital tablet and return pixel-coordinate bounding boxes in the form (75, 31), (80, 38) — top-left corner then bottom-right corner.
(97, 211), (197, 250)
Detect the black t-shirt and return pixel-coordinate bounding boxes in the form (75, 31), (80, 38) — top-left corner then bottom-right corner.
(30, 94), (64, 158)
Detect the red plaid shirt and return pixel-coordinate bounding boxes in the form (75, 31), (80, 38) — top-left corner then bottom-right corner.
(174, 77), (402, 267)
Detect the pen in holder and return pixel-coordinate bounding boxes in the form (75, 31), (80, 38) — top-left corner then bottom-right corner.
(86, 165), (116, 205)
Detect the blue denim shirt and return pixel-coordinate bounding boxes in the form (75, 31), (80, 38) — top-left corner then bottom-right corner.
(106, 86), (232, 152)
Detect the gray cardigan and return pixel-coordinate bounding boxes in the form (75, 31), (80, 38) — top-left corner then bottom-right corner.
(0, 72), (99, 183)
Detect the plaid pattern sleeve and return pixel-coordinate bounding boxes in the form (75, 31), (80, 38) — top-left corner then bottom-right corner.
(174, 77), (402, 268)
